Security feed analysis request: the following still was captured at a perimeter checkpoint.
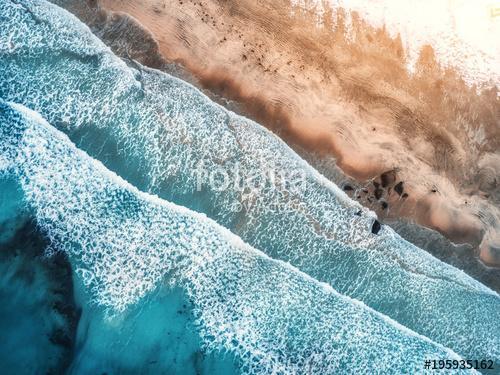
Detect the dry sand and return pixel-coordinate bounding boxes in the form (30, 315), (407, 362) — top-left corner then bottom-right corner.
(57, 0), (500, 268)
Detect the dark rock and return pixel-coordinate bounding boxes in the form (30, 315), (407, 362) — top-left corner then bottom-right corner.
(380, 170), (396, 188)
(373, 181), (380, 188)
(394, 181), (404, 195)
(380, 201), (388, 210)
(343, 184), (353, 191)
(402, 193), (408, 199)
(371, 220), (381, 234)
(374, 188), (383, 200)
(355, 210), (362, 216)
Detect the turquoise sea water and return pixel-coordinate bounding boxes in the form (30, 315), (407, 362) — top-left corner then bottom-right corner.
(0, 1), (499, 373)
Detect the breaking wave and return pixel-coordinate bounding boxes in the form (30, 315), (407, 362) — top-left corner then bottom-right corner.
(0, 100), (471, 373)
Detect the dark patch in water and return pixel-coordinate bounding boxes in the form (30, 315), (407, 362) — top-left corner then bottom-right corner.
(0, 220), (80, 373)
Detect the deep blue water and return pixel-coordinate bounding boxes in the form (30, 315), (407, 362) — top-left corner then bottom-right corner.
(0, 1), (499, 374)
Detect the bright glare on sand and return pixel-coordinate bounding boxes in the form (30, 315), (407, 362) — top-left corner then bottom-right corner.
(292, 0), (500, 88)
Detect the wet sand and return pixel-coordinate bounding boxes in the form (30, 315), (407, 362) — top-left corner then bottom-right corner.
(56, 0), (500, 268)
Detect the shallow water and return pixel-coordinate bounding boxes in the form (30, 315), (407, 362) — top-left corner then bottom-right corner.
(0, 0), (499, 373)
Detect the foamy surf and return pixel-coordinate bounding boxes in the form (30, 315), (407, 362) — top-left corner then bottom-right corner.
(0, 100), (475, 373)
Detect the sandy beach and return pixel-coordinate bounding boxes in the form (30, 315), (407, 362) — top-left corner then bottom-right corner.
(58, 0), (500, 267)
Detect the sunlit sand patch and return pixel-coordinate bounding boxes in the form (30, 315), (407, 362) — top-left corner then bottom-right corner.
(291, 0), (500, 88)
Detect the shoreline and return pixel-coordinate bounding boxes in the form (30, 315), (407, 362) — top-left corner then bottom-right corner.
(54, 0), (500, 272)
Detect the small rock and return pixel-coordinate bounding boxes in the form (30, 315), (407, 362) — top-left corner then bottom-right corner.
(343, 184), (354, 191)
(380, 170), (396, 188)
(371, 220), (381, 234)
(394, 181), (404, 196)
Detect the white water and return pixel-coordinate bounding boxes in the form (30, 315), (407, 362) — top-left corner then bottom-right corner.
(0, 100), (468, 374)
